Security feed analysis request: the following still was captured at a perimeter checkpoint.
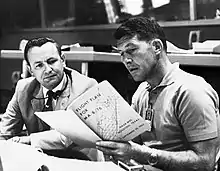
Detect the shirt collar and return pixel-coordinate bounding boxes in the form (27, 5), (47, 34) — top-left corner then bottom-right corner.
(43, 73), (66, 97)
(155, 62), (180, 89)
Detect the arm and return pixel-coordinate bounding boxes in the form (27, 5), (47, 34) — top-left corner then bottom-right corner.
(154, 138), (218, 171)
(29, 130), (73, 149)
(0, 85), (24, 138)
(9, 129), (74, 150)
(96, 138), (218, 171)
(2, 86), (73, 148)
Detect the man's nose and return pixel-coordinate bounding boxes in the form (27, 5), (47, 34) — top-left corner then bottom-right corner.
(44, 63), (52, 72)
(124, 57), (133, 64)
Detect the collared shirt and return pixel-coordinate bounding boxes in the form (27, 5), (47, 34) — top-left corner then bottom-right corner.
(42, 74), (67, 108)
(132, 62), (220, 152)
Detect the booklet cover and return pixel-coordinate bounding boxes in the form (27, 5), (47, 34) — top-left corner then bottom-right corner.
(36, 80), (149, 147)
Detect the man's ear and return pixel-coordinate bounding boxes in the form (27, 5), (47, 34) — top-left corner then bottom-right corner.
(61, 53), (66, 66)
(151, 39), (163, 54)
(27, 65), (34, 76)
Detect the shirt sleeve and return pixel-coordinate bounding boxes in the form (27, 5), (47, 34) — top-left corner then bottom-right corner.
(30, 130), (73, 149)
(0, 84), (24, 136)
(176, 81), (219, 142)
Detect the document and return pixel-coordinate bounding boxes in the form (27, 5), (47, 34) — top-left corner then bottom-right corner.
(36, 80), (149, 147)
(45, 158), (124, 171)
(0, 141), (124, 171)
(36, 110), (101, 147)
(151, 0), (170, 8)
(0, 140), (46, 171)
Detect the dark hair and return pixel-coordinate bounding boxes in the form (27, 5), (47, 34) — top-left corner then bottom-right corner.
(24, 37), (62, 65)
(114, 17), (167, 51)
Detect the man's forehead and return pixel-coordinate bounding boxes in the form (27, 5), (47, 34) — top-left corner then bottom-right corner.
(28, 42), (58, 55)
(117, 35), (139, 49)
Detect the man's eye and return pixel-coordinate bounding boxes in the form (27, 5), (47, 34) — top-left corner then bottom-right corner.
(35, 63), (43, 69)
(126, 48), (137, 55)
(47, 59), (57, 65)
(120, 51), (125, 57)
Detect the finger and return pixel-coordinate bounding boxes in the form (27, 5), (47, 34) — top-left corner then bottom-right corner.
(109, 155), (119, 164)
(113, 156), (127, 163)
(96, 146), (115, 155)
(9, 136), (20, 143)
(37, 165), (49, 171)
(41, 165), (49, 171)
(109, 155), (130, 164)
(103, 154), (120, 164)
(96, 141), (120, 149)
(104, 154), (115, 161)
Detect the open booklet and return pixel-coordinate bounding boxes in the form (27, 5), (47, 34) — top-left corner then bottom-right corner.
(35, 80), (150, 147)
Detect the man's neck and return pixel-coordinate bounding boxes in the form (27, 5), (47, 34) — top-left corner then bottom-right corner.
(146, 56), (172, 89)
(53, 74), (66, 92)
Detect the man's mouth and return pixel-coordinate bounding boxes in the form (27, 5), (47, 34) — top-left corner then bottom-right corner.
(128, 67), (138, 73)
(44, 74), (56, 80)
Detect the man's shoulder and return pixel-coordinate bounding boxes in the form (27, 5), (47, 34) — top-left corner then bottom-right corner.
(176, 70), (209, 89)
(66, 67), (97, 84)
(16, 77), (37, 91)
(175, 70), (218, 100)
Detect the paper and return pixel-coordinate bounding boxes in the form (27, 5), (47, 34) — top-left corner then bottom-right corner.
(45, 158), (124, 171)
(167, 41), (194, 54)
(35, 110), (101, 148)
(36, 81), (149, 147)
(151, 0), (170, 8)
(192, 40), (220, 53)
(0, 141), (124, 171)
(0, 140), (47, 171)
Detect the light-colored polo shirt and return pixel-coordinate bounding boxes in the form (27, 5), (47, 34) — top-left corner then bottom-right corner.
(132, 63), (220, 151)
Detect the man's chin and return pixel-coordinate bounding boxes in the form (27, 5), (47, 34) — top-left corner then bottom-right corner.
(43, 80), (59, 89)
(132, 77), (141, 82)
(132, 75), (144, 82)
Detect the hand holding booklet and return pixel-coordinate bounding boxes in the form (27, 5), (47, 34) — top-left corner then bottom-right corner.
(35, 80), (150, 147)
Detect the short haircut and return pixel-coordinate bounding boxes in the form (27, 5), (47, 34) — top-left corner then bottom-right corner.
(114, 17), (167, 51)
(24, 37), (62, 65)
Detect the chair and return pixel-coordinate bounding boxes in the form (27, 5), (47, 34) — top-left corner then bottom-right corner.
(0, 89), (13, 114)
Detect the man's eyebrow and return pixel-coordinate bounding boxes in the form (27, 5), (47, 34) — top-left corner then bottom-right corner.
(33, 61), (42, 65)
(125, 43), (137, 48)
(112, 46), (121, 53)
(46, 57), (56, 60)
(112, 46), (119, 51)
(112, 43), (136, 52)
(33, 57), (56, 64)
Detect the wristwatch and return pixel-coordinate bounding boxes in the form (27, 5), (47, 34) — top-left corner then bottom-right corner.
(147, 150), (158, 166)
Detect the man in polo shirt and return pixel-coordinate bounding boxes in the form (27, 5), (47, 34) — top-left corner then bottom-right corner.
(96, 17), (220, 170)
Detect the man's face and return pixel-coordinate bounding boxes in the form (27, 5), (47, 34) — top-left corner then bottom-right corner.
(27, 42), (65, 90)
(117, 36), (158, 82)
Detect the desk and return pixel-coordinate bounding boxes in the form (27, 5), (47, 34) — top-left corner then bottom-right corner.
(0, 141), (125, 171)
